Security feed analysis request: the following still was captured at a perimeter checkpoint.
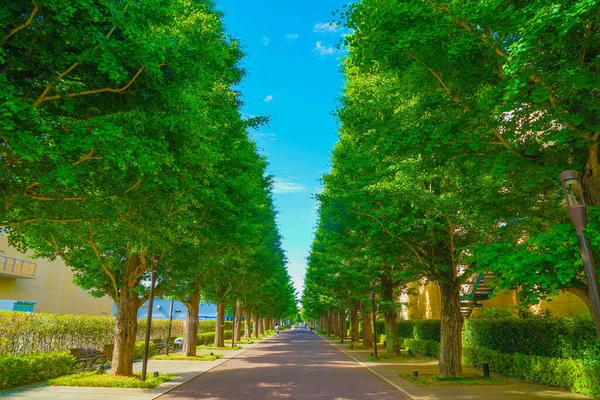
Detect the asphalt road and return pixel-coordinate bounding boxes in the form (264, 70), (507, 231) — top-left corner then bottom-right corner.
(159, 328), (408, 400)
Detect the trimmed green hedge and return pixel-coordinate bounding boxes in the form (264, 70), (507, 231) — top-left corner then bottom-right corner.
(0, 351), (74, 390)
(133, 341), (157, 360)
(196, 330), (233, 345)
(375, 319), (441, 343)
(0, 311), (187, 355)
(404, 339), (440, 358)
(0, 311), (242, 356)
(464, 346), (600, 398)
(463, 315), (600, 361)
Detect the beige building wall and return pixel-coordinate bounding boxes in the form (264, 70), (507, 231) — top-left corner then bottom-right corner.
(0, 235), (113, 316)
(402, 279), (590, 319)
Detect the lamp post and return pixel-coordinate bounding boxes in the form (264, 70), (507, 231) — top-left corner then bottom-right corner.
(560, 170), (600, 338)
(141, 256), (159, 381)
(371, 287), (378, 360)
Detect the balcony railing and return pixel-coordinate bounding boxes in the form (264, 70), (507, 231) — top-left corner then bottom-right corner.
(0, 255), (36, 278)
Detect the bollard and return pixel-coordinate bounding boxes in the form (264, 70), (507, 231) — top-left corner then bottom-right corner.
(483, 363), (490, 378)
(350, 344), (354, 349)
(154, 371), (159, 378)
(210, 352), (214, 356)
(413, 371), (418, 378)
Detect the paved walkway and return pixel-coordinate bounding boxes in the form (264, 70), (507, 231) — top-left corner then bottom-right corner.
(159, 328), (408, 399)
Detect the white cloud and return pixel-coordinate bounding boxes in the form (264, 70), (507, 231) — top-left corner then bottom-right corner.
(285, 33), (299, 40)
(261, 36), (270, 46)
(264, 95), (273, 103)
(314, 41), (336, 56)
(273, 177), (307, 194)
(313, 22), (339, 33)
(254, 132), (277, 141)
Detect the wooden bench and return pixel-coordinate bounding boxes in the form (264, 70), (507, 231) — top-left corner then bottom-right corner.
(69, 347), (108, 371)
(152, 338), (176, 355)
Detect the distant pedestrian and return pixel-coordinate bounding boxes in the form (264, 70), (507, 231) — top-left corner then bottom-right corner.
(275, 323), (280, 336)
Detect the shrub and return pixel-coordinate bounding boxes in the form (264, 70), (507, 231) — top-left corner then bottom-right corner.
(463, 314), (600, 360)
(133, 341), (156, 360)
(396, 320), (416, 339)
(413, 320), (441, 342)
(463, 316), (562, 357)
(404, 339), (440, 358)
(463, 346), (600, 398)
(0, 311), (185, 355)
(196, 321), (233, 334)
(0, 351), (74, 389)
(136, 319), (184, 341)
(196, 330), (233, 346)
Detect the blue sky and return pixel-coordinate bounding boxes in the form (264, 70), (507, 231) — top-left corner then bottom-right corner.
(217, 0), (346, 297)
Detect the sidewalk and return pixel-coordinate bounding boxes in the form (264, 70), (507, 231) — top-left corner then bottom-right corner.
(0, 341), (264, 400)
(320, 335), (591, 400)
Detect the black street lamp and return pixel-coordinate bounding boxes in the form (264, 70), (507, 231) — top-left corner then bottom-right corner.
(141, 256), (159, 381)
(560, 170), (600, 338)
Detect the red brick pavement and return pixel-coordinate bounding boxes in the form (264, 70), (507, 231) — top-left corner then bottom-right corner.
(158, 329), (409, 399)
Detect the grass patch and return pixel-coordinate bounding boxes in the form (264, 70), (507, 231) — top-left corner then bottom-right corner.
(48, 371), (176, 388)
(152, 353), (222, 361)
(401, 373), (507, 386)
(197, 345), (241, 350)
(237, 339), (255, 344)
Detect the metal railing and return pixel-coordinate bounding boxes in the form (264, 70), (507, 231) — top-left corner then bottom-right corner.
(0, 255), (36, 277)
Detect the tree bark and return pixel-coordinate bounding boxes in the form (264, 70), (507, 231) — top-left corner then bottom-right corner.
(361, 302), (373, 348)
(261, 318), (266, 335)
(582, 140), (600, 207)
(382, 274), (401, 357)
(244, 308), (251, 338)
(111, 287), (139, 376)
(253, 311), (259, 338)
(332, 311), (339, 337)
(182, 293), (200, 356)
(214, 302), (225, 347)
(350, 307), (359, 343)
(234, 301), (242, 341)
(438, 280), (464, 377)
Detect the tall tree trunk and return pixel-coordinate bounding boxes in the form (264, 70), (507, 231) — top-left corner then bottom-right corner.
(582, 140), (600, 207)
(327, 311), (331, 336)
(234, 301), (242, 341)
(261, 318), (266, 335)
(361, 302), (373, 348)
(214, 302), (225, 347)
(253, 311), (259, 338)
(332, 311), (339, 337)
(111, 288), (139, 376)
(340, 310), (345, 341)
(438, 280), (464, 377)
(350, 307), (359, 343)
(382, 274), (401, 357)
(244, 308), (251, 338)
(182, 293), (200, 356)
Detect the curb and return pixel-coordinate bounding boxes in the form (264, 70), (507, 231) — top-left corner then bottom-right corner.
(316, 333), (419, 400)
(151, 338), (267, 399)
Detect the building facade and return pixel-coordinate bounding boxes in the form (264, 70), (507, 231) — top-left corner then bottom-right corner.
(0, 235), (113, 316)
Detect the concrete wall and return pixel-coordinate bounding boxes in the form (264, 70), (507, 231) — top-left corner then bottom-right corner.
(0, 235), (113, 316)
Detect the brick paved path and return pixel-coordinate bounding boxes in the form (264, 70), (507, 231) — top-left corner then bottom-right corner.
(159, 328), (408, 399)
